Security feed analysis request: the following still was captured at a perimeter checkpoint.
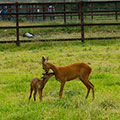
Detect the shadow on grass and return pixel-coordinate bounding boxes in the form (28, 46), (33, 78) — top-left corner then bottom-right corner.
(64, 89), (81, 98)
(105, 82), (120, 86)
(100, 99), (116, 110)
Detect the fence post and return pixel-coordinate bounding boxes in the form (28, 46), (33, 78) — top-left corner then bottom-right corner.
(9, 5), (12, 21)
(80, 2), (84, 42)
(16, 2), (20, 46)
(78, 3), (80, 20)
(32, 5), (34, 21)
(64, 2), (66, 24)
(91, 3), (93, 20)
(42, 4), (45, 21)
(70, 4), (72, 20)
(115, 2), (118, 21)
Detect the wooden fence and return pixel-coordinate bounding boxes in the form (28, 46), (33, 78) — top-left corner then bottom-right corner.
(0, 1), (120, 45)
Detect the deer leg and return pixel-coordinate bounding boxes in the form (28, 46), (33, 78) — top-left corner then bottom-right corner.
(38, 88), (43, 102)
(33, 89), (37, 101)
(59, 82), (65, 98)
(80, 79), (93, 99)
(29, 86), (33, 101)
(88, 81), (94, 100)
(85, 81), (94, 100)
(86, 87), (90, 99)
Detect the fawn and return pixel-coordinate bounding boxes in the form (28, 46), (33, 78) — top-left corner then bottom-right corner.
(29, 72), (54, 101)
(42, 56), (94, 100)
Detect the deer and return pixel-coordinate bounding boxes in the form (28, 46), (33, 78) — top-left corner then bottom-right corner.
(29, 72), (54, 101)
(42, 56), (94, 100)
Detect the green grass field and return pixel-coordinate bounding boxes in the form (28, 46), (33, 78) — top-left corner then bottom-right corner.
(0, 40), (120, 120)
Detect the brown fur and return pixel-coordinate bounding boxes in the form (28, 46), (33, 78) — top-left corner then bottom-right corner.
(42, 57), (94, 100)
(29, 72), (54, 101)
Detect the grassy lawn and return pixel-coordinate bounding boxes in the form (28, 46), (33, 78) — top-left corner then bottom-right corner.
(0, 40), (120, 120)
(1, 17), (120, 42)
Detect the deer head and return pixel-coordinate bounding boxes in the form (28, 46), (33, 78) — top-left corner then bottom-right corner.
(42, 56), (50, 73)
(42, 72), (54, 80)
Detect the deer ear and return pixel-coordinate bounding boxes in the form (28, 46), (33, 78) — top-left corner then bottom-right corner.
(42, 56), (45, 63)
(46, 56), (49, 61)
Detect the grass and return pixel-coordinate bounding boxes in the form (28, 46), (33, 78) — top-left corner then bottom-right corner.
(1, 17), (120, 41)
(0, 40), (120, 120)
(0, 17), (120, 119)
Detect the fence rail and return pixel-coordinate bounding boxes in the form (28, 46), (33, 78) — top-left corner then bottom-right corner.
(0, 1), (120, 45)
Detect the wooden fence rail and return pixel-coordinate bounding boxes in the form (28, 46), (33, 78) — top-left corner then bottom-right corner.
(0, 1), (120, 45)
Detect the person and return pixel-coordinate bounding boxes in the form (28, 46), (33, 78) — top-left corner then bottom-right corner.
(0, 9), (2, 20)
(1, 6), (9, 20)
(48, 5), (56, 20)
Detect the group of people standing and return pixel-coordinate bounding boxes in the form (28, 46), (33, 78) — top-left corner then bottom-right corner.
(0, 5), (56, 21)
(0, 6), (9, 20)
(48, 5), (56, 20)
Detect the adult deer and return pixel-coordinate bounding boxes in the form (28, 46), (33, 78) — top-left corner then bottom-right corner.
(29, 72), (54, 101)
(42, 56), (94, 100)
